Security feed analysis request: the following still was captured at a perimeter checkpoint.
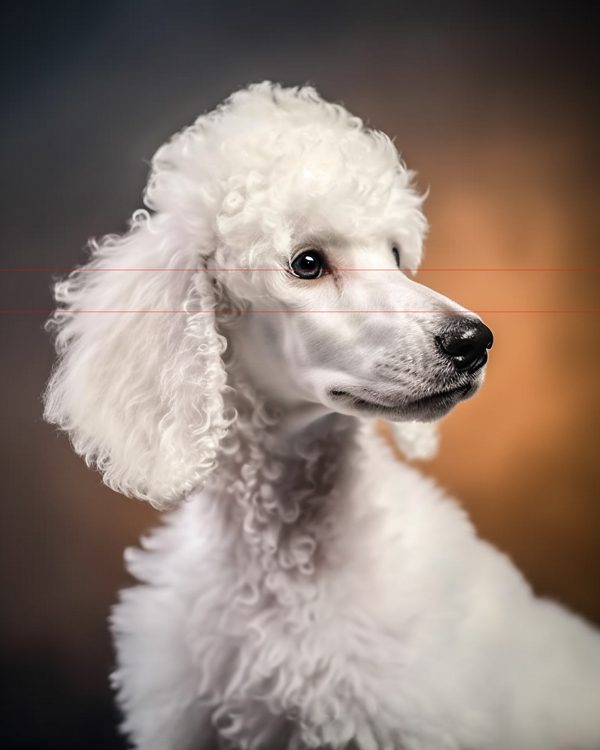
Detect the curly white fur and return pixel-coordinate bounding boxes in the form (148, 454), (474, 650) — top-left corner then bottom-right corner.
(45, 83), (600, 750)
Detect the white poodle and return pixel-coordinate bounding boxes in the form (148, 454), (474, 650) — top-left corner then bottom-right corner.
(45, 83), (600, 750)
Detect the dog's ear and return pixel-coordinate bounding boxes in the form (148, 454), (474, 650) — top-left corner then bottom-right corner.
(44, 212), (233, 509)
(387, 420), (439, 461)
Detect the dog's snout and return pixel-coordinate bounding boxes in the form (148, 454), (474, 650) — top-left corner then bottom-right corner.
(435, 318), (494, 374)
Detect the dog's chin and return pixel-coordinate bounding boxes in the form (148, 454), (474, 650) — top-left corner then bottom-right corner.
(327, 382), (480, 422)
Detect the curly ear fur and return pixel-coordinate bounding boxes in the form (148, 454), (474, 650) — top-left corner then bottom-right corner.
(388, 420), (439, 461)
(44, 211), (232, 509)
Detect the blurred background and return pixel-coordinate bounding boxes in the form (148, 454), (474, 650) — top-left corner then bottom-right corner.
(1, 1), (599, 747)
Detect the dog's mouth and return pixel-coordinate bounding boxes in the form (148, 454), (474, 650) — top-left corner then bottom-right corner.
(329, 384), (476, 421)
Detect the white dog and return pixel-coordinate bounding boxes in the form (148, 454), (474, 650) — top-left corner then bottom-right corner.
(45, 83), (600, 750)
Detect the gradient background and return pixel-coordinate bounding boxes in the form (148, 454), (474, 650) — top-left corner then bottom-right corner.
(1, 1), (599, 748)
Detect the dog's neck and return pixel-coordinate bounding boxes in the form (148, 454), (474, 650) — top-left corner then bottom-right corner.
(206, 361), (361, 604)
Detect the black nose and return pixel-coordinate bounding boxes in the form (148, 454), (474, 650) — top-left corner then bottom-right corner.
(436, 318), (493, 374)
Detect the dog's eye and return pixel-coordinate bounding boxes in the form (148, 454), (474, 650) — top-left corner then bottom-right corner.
(392, 246), (401, 268)
(290, 250), (328, 279)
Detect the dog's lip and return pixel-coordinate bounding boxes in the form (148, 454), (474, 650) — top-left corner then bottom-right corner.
(329, 385), (472, 413)
(329, 390), (397, 414)
(404, 384), (473, 408)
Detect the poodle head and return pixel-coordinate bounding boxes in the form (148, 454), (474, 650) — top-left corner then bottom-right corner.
(44, 83), (491, 507)
(200, 85), (491, 448)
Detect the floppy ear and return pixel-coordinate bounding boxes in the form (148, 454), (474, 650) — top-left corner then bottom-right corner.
(44, 212), (233, 509)
(387, 420), (439, 461)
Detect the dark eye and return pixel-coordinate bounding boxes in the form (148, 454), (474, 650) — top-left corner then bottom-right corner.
(290, 250), (328, 279)
(392, 246), (401, 268)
